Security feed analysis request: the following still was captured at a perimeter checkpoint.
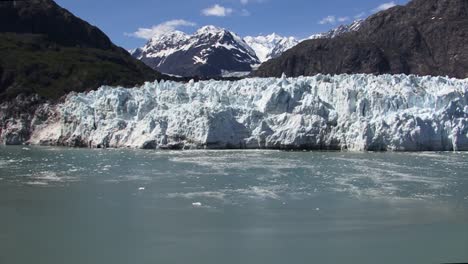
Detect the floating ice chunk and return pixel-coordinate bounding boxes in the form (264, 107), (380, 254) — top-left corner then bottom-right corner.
(192, 202), (202, 207)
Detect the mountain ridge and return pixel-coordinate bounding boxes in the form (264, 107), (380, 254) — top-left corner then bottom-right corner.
(253, 0), (468, 78)
(0, 0), (164, 100)
(133, 21), (365, 77)
(309, 20), (363, 40)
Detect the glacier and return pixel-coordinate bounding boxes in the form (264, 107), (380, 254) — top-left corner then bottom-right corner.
(3, 74), (468, 151)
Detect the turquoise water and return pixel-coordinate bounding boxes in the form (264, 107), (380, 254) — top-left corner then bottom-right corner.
(0, 146), (467, 264)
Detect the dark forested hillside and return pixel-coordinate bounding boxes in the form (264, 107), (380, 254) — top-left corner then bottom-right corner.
(0, 0), (163, 100)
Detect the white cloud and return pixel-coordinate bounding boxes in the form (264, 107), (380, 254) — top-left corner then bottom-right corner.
(240, 9), (251, 16)
(354, 12), (366, 19)
(125, 19), (196, 40)
(319, 15), (336, 25)
(240, 0), (265, 4)
(315, 1), (397, 27)
(373, 1), (397, 12)
(316, 1), (395, 26)
(338, 16), (349, 22)
(202, 4), (234, 17)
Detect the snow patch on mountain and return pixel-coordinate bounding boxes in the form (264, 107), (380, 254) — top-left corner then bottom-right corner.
(244, 33), (299, 63)
(15, 74), (468, 151)
(309, 20), (363, 39)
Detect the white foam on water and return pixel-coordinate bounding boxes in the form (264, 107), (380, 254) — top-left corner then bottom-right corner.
(33, 171), (63, 182)
(25, 181), (49, 186)
(330, 156), (454, 200)
(233, 185), (285, 200)
(163, 150), (462, 203)
(0, 158), (20, 167)
(168, 152), (318, 184)
(26, 171), (79, 185)
(166, 183), (290, 203)
(168, 191), (226, 201)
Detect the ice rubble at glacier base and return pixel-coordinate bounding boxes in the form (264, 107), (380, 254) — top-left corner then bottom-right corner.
(5, 74), (468, 151)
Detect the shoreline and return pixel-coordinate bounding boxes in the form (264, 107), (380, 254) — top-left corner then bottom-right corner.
(2, 144), (467, 153)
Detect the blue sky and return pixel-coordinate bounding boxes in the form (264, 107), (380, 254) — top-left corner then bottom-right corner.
(55, 0), (410, 49)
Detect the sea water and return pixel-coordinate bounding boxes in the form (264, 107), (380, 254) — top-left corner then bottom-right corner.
(0, 146), (467, 264)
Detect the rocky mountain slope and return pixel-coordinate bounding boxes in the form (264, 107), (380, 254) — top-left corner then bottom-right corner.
(244, 34), (299, 63)
(2, 74), (467, 151)
(0, 0), (163, 100)
(254, 0), (468, 79)
(309, 20), (363, 39)
(132, 26), (259, 78)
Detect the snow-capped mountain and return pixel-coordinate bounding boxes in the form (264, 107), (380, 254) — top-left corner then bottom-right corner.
(309, 20), (363, 39)
(131, 21), (364, 77)
(243, 20), (363, 64)
(244, 34), (299, 63)
(132, 26), (259, 78)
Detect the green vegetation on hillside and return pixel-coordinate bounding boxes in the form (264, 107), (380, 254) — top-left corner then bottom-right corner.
(0, 33), (161, 100)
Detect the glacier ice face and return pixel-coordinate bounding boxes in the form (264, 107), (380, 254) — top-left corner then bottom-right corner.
(20, 74), (468, 151)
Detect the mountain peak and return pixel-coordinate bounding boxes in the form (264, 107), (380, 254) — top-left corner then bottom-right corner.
(133, 25), (259, 77)
(0, 0), (162, 100)
(265, 33), (281, 39)
(0, 0), (114, 49)
(244, 33), (299, 63)
(195, 25), (226, 35)
(151, 30), (187, 40)
(147, 30), (189, 47)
